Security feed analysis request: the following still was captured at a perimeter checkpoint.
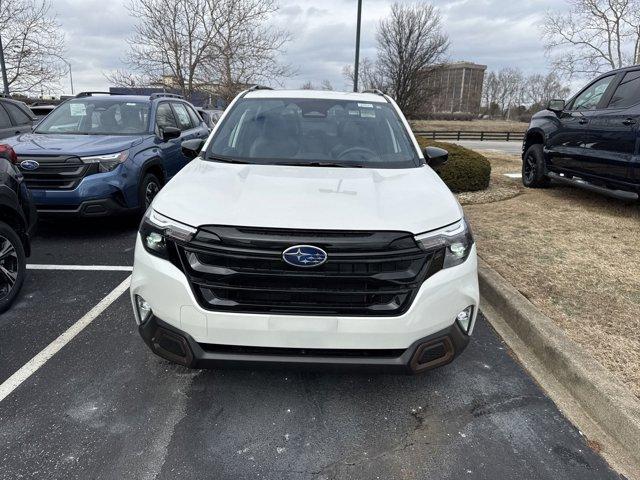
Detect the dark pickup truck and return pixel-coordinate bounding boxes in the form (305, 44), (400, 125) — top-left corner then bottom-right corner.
(522, 66), (640, 201)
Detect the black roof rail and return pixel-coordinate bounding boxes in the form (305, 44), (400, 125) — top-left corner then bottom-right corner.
(240, 85), (273, 98)
(75, 91), (125, 98)
(249, 84), (273, 91)
(362, 89), (390, 103)
(149, 92), (184, 100)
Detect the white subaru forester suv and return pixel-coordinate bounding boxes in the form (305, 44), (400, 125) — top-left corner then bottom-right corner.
(130, 87), (479, 373)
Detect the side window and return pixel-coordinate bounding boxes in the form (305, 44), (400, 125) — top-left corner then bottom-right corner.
(571, 75), (615, 111)
(186, 105), (202, 127)
(4, 102), (31, 125)
(0, 105), (11, 128)
(156, 103), (178, 130)
(607, 71), (640, 109)
(171, 103), (193, 130)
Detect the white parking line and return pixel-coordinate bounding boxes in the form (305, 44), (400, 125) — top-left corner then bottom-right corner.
(27, 264), (133, 271)
(0, 275), (131, 404)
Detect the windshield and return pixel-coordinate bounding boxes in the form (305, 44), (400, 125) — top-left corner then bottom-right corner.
(207, 98), (419, 168)
(35, 98), (150, 135)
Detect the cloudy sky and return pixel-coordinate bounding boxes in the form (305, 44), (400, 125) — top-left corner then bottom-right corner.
(54, 0), (568, 94)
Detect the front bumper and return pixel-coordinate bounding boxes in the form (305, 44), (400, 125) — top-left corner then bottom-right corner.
(29, 167), (138, 217)
(139, 314), (470, 373)
(35, 197), (137, 217)
(130, 235), (479, 372)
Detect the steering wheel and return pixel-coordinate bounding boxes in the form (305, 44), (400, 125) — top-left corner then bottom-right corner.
(336, 146), (378, 161)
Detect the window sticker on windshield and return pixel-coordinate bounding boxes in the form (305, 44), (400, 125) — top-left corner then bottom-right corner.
(361, 109), (376, 118)
(358, 103), (374, 108)
(348, 110), (360, 116)
(69, 103), (86, 116)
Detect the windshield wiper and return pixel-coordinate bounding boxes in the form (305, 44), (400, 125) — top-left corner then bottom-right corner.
(278, 161), (363, 168)
(207, 155), (250, 164)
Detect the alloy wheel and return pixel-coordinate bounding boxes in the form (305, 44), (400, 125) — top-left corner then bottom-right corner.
(0, 235), (19, 300)
(524, 154), (536, 183)
(145, 181), (160, 208)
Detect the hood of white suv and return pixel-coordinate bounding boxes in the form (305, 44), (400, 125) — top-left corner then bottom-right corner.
(152, 159), (462, 234)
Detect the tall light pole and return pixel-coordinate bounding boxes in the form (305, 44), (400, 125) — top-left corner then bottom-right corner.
(0, 33), (10, 96)
(59, 58), (74, 95)
(353, 0), (362, 92)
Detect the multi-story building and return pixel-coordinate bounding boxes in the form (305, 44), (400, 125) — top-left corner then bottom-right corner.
(424, 62), (487, 115)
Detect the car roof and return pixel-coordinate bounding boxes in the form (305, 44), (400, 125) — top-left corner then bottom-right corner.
(242, 89), (388, 103)
(0, 97), (28, 105)
(69, 95), (152, 103)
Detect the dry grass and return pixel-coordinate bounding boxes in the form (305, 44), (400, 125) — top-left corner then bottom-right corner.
(460, 153), (640, 399)
(411, 119), (529, 133)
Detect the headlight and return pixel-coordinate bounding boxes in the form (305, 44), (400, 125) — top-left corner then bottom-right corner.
(140, 209), (196, 259)
(81, 151), (129, 172)
(414, 218), (474, 268)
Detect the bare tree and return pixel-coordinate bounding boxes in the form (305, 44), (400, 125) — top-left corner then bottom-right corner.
(376, 2), (449, 116)
(103, 69), (152, 88)
(523, 72), (571, 108)
(495, 68), (524, 119)
(542, 0), (640, 77)
(205, 0), (292, 103)
(0, 0), (66, 95)
(124, 0), (218, 100)
(120, 0), (291, 102)
(299, 80), (335, 91)
(481, 71), (501, 117)
(320, 79), (334, 91)
(481, 68), (525, 119)
(342, 57), (385, 91)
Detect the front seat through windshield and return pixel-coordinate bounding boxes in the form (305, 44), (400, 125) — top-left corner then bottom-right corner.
(35, 98), (150, 135)
(207, 97), (420, 169)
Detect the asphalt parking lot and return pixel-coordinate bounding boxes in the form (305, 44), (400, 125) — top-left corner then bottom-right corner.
(0, 218), (624, 479)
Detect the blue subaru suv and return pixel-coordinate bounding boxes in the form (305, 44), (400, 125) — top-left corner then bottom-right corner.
(4, 92), (209, 216)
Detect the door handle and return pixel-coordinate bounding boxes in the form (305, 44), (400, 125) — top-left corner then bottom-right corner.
(578, 118), (589, 125)
(622, 118), (637, 125)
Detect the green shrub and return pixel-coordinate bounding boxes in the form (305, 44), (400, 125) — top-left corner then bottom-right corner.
(416, 138), (491, 193)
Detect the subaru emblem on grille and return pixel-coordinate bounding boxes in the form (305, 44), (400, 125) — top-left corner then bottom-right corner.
(20, 160), (39, 171)
(282, 245), (328, 268)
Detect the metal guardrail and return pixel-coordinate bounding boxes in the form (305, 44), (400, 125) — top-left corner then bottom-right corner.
(413, 130), (525, 142)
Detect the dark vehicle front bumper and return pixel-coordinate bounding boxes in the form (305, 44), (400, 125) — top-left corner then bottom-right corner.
(36, 197), (137, 217)
(139, 315), (470, 374)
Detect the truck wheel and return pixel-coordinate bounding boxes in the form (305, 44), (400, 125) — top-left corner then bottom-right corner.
(0, 221), (26, 314)
(139, 173), (162, 212)
(522, 144), (550, 188)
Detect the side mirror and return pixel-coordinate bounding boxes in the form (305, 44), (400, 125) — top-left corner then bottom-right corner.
(547, 99), (565, 113)
(161, 126), (181, 141)
(423, 146), (448, 170)
(181, 138), (205, 159)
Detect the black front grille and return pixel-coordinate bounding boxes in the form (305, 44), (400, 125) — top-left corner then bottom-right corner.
(17, 155), (96, 190)
(172, 226), (443, 316)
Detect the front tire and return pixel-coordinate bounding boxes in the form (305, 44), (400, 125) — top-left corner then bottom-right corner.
(139, 173), (162, 212)
(0, 221), (26, 314)
(522, 144), (551, 188)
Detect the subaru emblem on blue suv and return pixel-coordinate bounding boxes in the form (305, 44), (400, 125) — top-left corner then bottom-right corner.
(19, 160), (39, 171)
(282, 245), (328, 267)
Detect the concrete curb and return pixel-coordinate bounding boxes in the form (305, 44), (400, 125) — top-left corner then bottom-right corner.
(478, 258), (640, 465)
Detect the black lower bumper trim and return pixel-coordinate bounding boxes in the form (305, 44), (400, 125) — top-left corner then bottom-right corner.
(36, 197), (136, 217)
(138, 315), (470, 374)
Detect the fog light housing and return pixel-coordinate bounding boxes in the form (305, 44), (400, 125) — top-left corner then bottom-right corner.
(135, 295), (153, 325)
(456, 306), (474, 334)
